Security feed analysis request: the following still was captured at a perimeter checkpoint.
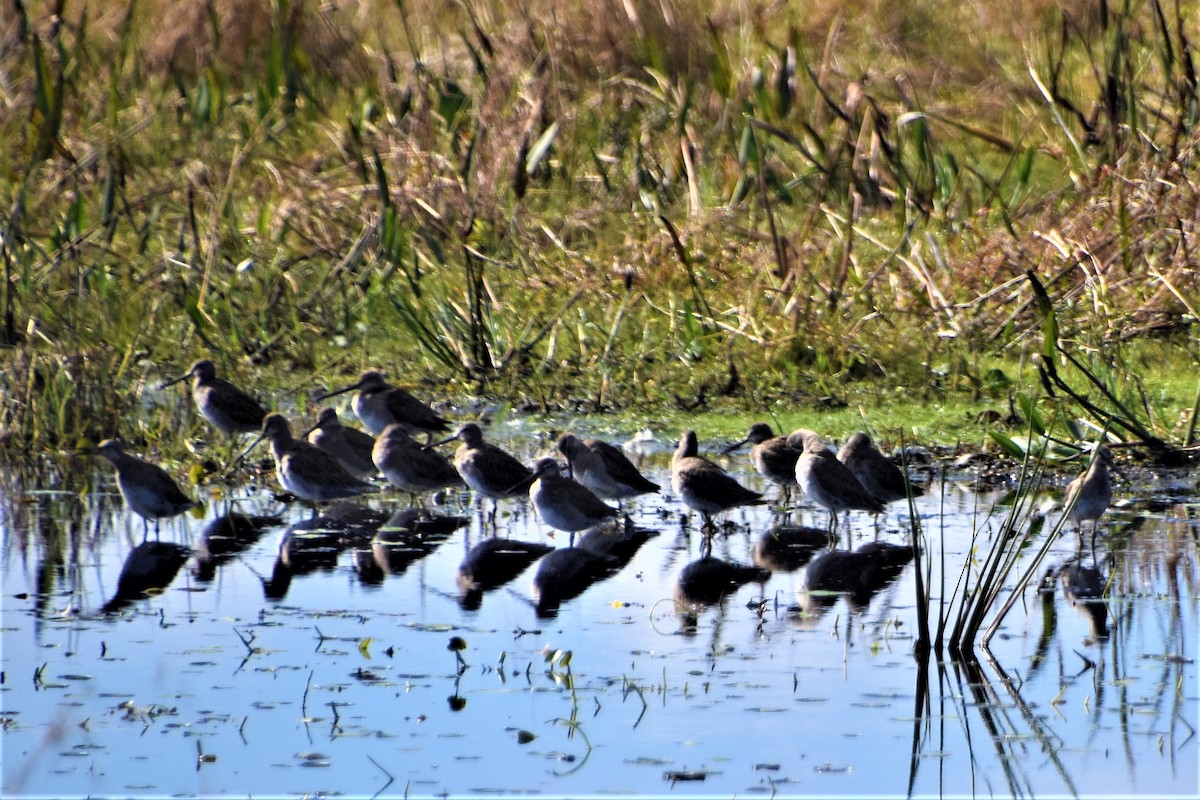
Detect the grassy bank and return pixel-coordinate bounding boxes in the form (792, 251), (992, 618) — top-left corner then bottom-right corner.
(2, 0), (1198, 460)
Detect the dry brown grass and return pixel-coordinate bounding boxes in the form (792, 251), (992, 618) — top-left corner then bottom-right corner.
(3, 0), (1198, 451)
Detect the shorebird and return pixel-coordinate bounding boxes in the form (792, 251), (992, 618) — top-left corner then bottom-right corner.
(793, 430), (884, 533)
(159, 360), (267, 445)
(373, 423), (464, 502)
(722, 422), (803, 503)
(837, 432), (924, 506)
(530, 456), (619, 541)
(1063, 445), (1113, 560)
(245, 413), (376, 509)
(434, 422), (535, 522)
(555, 433), (659, 503)
(315, 370), (450, 439)
(304, 407), (378, 479)
(95, 439), (198, 538)
(670, 430), (765, 535)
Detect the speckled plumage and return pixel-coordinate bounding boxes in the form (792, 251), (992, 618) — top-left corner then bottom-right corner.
(793, 431), (884, 529)
(373, 423), (464, 497)
(836, 432), (923, 505)
(435, 423), (535, 501)
(723, 422), (802, 498)
(1063, 446), (1113, 559)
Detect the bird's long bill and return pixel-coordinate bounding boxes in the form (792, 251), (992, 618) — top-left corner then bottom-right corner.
(158, 371), (191, 390)
(232, 431), (268, 471)
(720, 438), (751, 455)
(312, 380), (362, 402)
(503, 474), (532, 495)
(300, 420), (321, 438)
(429, 433), (458, 449)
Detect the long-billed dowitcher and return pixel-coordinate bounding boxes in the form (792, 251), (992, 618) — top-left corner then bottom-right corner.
(671, 430), (765, 533)
(836, 432), (924, 506)
(434, 423), (535, 520)
(246, 413), (376, 508)
(315, 370), (449, 439)
(373, 423), (464, 501)
(304, 407), (378, 479)
(96, 439), (198, 538)
(793, 430), (884, 532)
(1063, 445), (1113, 560)
(160, 360), (267, 441)
(530, 456), (619, 540)
(555, 433), (659, 503)
(722, 422), (803, 503)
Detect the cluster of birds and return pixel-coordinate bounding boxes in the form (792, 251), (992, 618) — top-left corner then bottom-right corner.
(94, 359), (1114, 559)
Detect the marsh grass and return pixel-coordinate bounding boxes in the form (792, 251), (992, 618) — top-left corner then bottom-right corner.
(2, 0), (1199, 463)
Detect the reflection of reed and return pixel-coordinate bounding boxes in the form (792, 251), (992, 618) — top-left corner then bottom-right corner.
(907, 653), (1080, 798)
(1109, 504), (1197, 773)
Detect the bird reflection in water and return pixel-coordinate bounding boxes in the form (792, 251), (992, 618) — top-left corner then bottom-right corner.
(531, 521), (658, 618)
(101, 541), (192, 615)
(192, 511), (283, 582)
(351, 508), (467, 585)
(793, 541), (913, 624)
(673, 556), (770, 633)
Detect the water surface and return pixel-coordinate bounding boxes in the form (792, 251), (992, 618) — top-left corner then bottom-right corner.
(2, 426), (1196, 798)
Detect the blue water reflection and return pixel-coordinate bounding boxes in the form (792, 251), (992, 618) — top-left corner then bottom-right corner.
(1, 434), (1196, 798)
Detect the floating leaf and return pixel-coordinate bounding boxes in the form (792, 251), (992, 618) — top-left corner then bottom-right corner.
(988, 430), (1025, 459)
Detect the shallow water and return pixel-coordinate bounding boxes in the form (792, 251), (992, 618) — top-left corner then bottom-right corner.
(1, 425), (1197, 799)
